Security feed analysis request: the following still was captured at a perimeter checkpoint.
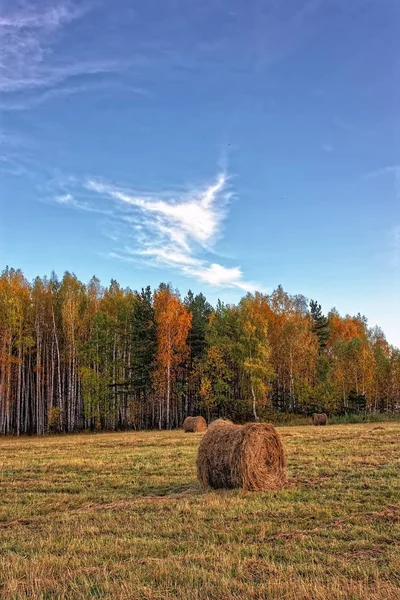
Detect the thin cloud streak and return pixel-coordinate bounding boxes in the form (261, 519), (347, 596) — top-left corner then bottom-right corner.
(0, 80), (147, 112)
(0, 1), (117, 94)
(364, 164), (400, 181)
(364, 165), (400, 198)
(388, 226), (400, 268)
(53, 193), (111, 215)
(133, 247), (202, 267)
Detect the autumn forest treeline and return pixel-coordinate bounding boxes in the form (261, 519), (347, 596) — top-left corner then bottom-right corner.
(0, 267), (399, 435)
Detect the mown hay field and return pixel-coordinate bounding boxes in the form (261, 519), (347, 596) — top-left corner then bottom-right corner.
(1, 422), (399, 600)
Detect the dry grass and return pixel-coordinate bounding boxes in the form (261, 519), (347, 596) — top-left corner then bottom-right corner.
(1, 422), (399, 599)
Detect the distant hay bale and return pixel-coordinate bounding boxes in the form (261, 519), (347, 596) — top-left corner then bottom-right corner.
(208, 418), (233, 430)
(196, 420), (286, 491)
(312, 413), (328, 426)
(183, 416), (207, 432)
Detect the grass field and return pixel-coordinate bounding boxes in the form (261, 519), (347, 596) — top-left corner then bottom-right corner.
(1, 423), (399, 600)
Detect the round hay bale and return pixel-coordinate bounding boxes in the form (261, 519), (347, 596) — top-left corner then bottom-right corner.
(196, 420), (286, 491)
(312, 413), (327, 426)
(208, 418), (233, 430)
(183, 415), (207, 432)
(183, 416), (195, 432)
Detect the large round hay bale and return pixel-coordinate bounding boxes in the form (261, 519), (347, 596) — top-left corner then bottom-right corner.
(312, 413), (327, 426)
(183, 415), (207, 432)
(196, 420), (286, 491)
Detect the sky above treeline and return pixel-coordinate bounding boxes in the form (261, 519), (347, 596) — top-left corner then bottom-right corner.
(0, 0), (399, 345)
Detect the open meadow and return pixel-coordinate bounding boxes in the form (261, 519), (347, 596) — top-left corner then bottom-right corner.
(1, 422), (399, 600)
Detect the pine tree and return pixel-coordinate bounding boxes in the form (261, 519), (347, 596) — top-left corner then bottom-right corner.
(310, 300), (329, 351)
(131, 287), (156, 398)
(184, 290), (213, 362)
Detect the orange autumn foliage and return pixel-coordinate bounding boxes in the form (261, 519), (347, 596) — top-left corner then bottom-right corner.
(153, 287), (192, 428)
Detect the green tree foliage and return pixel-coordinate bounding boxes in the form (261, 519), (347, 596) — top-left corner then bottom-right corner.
(131, 287), (156, 396)
(0, 268), (399, 434)
(184, 290), (213, 362)
(310, 299), (329, 351)
(237, 293), (275, 421)
(347, 389), (367, 414)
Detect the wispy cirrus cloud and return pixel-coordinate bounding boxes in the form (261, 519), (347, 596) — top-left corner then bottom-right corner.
(55, 193), (74, 205)
(51, 171), (262, 292)
(364, 164), (400, 182)
(86, 173), (229, 249)
(364, 164), (400, 199)
(0, 129), (40, 177)
(364, 166), (400, 269)
(388, 226), (400, 268)
(53, 191), (111, 214)
(0, 1), (117, 95)
(1, 81), (118, 112)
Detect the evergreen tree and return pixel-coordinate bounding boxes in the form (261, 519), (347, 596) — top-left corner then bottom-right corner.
(184, 290), (213, 362)
(310, 300), (329, 351)
(131, 287), (156, 396)
(347, 389), (367, 414)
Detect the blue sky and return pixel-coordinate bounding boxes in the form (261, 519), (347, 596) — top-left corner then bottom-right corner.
(1, 0), (399, 345)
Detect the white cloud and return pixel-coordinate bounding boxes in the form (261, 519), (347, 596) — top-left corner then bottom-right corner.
(86, 172), (229, 248)
(55, 171), (262, 292)
(0, 1), (116, 95)
(53, 193), (110, 214)
(133, 247), (202, 267)
(55, 193), (74, 205)
(184, 263), (261, 292)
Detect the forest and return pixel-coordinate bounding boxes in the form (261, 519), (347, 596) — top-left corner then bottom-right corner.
(0, 266), (399, 435)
